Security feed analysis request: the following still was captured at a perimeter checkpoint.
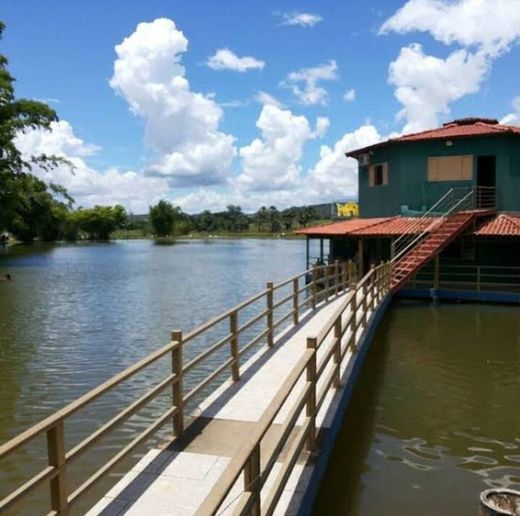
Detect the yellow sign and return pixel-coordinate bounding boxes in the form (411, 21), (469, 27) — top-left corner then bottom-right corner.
(336, 202), (359, 218)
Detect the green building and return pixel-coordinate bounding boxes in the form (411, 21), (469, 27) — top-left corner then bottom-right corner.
(299, 118), (520, 303)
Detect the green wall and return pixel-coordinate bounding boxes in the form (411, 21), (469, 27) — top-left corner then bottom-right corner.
(359, 134), (520, 217)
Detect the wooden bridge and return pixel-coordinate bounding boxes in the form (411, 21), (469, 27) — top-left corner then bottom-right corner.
(0, 261), (392, 515)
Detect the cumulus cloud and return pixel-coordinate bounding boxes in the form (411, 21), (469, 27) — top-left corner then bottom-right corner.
(282, 60), (338, 105)
(388, 44), (489, 132)
(500, 96), (520, 125)
(110, 18), (236, 186)
(382, 0), (520, 131)
(235, 104), (328, 192)
(343, 89), (356, 102)
(306, 125), (382, 201)
(279, 11), (323, 28)
(380, 0), (520, 57)
(206, 48), (265, 72)
(15, 121), (169, 212)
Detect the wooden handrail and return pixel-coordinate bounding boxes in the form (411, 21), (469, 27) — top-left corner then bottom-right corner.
(195, 261), (392, 516)
(0, 261), (356, 514)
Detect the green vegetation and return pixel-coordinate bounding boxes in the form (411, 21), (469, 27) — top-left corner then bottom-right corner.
(149, 200), (180, 237)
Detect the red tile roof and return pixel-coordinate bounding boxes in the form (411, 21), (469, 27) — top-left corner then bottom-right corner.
(296, 216), (440, 237)
(347, 118), (520, 157)
(296, 218), (389, 236)
(353, 217), (441, 236)
(475, 214), (520, 236)
(298, 214), (520, 238)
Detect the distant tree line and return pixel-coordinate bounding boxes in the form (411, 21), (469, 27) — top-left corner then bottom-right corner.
(146, 202), (319, 237)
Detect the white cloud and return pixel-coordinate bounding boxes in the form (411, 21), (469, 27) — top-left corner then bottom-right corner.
(306, 125), (382, 201)
(280, 11), (323, 28)
(255, 91), (284, 108)
(282, 60), (338, 105)
(235, 104), (327, 192)
(380, 0), (520, 56)
(382, 0), (520, 132)
(109, 18), (236, 187)
(500, 96), (520, 125)
(343, 88), (356, 102)
(206, 48), (265, 72)
(15, 121), (169, 212)
(388, 44), (489, 132)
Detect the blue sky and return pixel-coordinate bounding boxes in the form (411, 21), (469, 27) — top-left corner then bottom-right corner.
(3, 0), (520, 213)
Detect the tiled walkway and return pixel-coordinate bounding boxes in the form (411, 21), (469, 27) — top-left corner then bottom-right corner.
(88, 293), (368, 516)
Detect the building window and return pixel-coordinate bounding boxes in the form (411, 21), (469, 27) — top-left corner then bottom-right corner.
(369, 163), (388, 187)
(427, 155), (473, 181)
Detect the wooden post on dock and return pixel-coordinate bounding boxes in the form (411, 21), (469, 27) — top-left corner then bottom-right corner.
(47, 420), (68, 514)
(334, 260), (339, 296)
(244, 444), (261, 516)
(230, 311), (240, 381)
(292, 278), (299, 325)
(171, 330), (184, 437)
(311, 265), (318, 309)
(333, 316), (341, 388)
(266, 282), (274, 347)
(350, 288), (358, 351)
(342, 261), (348, 291)
(306, 337), (317, 450)
(324, 264), (330, 302)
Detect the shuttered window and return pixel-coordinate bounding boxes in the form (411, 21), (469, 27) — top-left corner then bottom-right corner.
(369, 163), (388, 187)
(427, 155), (473, 181)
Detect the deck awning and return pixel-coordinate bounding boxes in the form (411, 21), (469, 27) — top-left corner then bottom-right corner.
(298, 214), (520, 238)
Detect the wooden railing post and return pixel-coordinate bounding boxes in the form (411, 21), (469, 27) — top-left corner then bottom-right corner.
(311, 265), (318, 309)
(342, 261), (348, 291)
(333, 316), (341, 388)
(350, 287), (358, 351)
(324, 264), (330, 302)
(362, 270), (370, 327)
(244, 444), (261, 516)
(47, 420), (68, 515)
(230, 311), (240, 381)
(292, 278), (299, 325)
(266, 282), (274, 347)
(306, 337), (317, 450)
(171, 330), (184, 437)
(334, 260), (339, 296)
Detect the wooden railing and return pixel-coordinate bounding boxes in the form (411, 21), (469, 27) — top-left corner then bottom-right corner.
(0, 261), (358, 515)
(407, 263), (520, 293)
(196, 262), (392, 516)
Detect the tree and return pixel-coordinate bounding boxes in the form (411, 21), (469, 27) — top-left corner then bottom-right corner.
(281, 209), (296, 231)
(75, 205), (128, 240)
(268, 206), (282, 233)
(149, 200), (179, 237)
(297, 206), (317, 228)
(0, 21), (72, 237)
(225, 205), (249, 232)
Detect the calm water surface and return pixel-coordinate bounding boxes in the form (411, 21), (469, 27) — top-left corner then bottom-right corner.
(0, 239), (306, 513)
(314, 300), (520, 516)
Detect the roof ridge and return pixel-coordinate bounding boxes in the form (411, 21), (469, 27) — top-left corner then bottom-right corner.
(501, 213), (520, 231)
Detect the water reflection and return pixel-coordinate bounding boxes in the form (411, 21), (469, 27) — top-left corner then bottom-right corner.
(313, 300), (520, 516)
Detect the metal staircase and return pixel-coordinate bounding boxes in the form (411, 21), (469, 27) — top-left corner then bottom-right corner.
(390, 187), (496, 292)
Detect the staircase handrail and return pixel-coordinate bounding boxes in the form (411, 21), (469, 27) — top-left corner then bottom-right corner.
(391, 187), (474, 264)
(391, 188), (454, 262)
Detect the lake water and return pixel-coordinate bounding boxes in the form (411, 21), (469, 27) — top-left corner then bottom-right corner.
(313, 300), (520, 516)
(0, 239), (307, 513)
